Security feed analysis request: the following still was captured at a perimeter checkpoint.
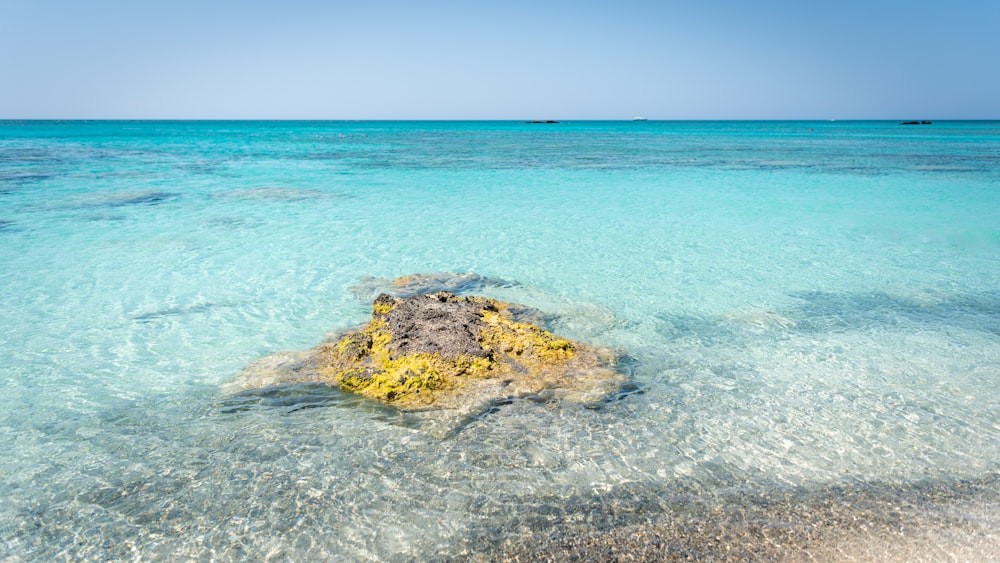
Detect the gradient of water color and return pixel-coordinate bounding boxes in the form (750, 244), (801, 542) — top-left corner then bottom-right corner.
(1, 120), (998, 559)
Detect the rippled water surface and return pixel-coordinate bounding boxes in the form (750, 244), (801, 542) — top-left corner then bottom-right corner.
(1, 120), (998, 560)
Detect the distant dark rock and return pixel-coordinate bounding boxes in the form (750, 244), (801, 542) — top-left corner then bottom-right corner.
(900, 120), (933, 125)
(525, 120), (560, 124)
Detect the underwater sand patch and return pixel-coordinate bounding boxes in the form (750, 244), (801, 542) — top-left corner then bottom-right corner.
(216, 187), (339, 200)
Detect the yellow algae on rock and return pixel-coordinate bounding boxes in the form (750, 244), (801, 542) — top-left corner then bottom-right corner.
(478, 309), (576, 362)
(231, 290), (626, 414)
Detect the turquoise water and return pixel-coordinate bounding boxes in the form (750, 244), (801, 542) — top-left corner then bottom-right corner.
(1, 120), (998, 559)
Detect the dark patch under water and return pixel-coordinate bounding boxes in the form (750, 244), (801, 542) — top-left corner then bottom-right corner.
(789, 290), (1000, 337)
(656, 289), (1000, 342)
(218, 382), (412, 422)
(132, 302), (237, 323)
(0, 171), (54, 190)
(463, 473), (1000, 562)
(99, 190), (180, 208)
(65, 189), (182, 211)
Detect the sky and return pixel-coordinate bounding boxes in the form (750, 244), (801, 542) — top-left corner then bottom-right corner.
(1, 0), (997, 119)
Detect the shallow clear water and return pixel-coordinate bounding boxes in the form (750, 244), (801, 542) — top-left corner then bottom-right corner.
(1, 120), (998, 560)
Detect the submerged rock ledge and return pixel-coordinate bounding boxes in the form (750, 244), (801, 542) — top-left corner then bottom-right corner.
(232, 291), (625, 413)
(350, 271), (519, 301)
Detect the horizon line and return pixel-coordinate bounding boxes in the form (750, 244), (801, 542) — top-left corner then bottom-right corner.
(2, 118), (995, 123)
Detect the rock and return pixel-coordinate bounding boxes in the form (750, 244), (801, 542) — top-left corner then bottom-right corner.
(230, 350), (320, 392)
(350, 272), (519, 301)
(376, 293), (492, 359)
(229, 292), (626, 415)
(352, 272), (632, 342)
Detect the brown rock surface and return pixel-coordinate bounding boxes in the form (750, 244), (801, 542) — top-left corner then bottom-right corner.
(228, 291), (626, 418)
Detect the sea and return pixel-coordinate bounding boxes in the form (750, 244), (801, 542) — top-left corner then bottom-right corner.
(1, 120), (997, 560)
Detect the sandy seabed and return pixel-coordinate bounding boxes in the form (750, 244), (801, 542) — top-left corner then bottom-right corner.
(462, 474), (999, 562)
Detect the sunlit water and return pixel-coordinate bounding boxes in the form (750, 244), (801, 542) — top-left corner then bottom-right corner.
(1, 120), (998, 560)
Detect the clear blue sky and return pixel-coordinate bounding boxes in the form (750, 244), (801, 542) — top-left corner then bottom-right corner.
(1, 0), (997, 119)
